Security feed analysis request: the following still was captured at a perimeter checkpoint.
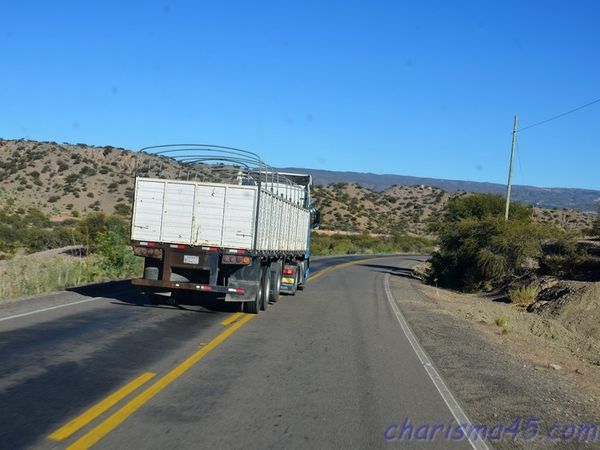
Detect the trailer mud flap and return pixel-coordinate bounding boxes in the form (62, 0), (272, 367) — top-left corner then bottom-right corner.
(224, 258), (260, 302)
(225, 280), (258, 302)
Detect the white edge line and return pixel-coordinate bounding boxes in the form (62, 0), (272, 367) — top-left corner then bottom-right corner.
(0, 297), (103, 322)
(384, 274), (490, 450)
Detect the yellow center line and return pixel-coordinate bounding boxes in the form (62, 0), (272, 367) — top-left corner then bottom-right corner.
(67, 314), (254, 450)
(48, 372), (156, 442)
(220, 311), (244, 326)
(309, 258), (375, 282)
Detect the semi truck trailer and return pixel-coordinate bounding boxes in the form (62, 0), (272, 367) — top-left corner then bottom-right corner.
(130, 145), (319, 313)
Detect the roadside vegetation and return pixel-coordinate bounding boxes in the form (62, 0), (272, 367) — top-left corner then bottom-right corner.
(0, 205), (77, 259)
(2, 142), (597, 300)
(0, 212), (142, 299)
(310, 231), (434, 256)
(428, 193), (600, 293)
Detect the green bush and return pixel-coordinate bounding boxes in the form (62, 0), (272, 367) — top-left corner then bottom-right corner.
(428, 194), (577, 291)
(95, 225), (139, 277)
(444, 193), (532, 223)
(0, 206), (75, 257)
(76, 213), (128, 250)
(114, 203), (131, 216)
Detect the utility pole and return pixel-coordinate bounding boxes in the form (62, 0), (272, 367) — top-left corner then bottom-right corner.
(505, 114), (518, 221)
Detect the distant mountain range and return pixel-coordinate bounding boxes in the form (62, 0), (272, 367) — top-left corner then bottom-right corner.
(280, 168), (600, 212)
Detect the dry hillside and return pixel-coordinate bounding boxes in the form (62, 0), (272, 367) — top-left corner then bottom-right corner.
(0, 139), (231, 219)
(313, 182), (595, 235)
(0, 139), (595, 235)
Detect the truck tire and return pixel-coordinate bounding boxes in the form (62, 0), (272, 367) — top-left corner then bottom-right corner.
(260, 266), (270, 311)
(269, 262), (281, 303)
(243, 270), (265, 314)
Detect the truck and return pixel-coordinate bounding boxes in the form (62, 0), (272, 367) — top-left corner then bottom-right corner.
(130, 145), (320, 313)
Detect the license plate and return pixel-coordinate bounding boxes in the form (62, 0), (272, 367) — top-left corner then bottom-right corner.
(183, 255), (200, 264)
(282, 277), (295, 284)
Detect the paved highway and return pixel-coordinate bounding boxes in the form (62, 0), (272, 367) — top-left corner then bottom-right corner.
(0, 255), (478, 449)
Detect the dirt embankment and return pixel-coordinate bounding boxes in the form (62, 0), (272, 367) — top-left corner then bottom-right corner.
(413, 259), (600, 367)
(527, 280), (600, 365)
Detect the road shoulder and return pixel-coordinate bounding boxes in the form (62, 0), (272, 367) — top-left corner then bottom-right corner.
(389, 272), (600, 449)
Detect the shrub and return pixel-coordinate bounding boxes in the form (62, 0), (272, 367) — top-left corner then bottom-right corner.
(76, 213), (128, 250)
(114, 203), (131, 216)
(508, 284), (539, 306)
(65, 174), (79, 184)
(428, 194), (580, 291)
(495, 317), (509, 328)
(444, 193), (531, 223)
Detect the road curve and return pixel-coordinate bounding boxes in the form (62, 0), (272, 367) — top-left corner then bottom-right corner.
(0, 255), (472, 449)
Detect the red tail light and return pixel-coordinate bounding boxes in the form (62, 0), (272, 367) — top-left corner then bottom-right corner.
(283, 267), (295, 275)
(223, 255), (252, 265)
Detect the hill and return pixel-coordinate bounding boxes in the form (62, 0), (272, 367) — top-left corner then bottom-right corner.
(312, 183), (594, 236)
(0, 138), (594, 236)
(0, 139), (228, 219)
(281, 167), (600, 212)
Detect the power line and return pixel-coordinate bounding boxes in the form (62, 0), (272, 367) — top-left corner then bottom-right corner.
(518, 97), (600, 132)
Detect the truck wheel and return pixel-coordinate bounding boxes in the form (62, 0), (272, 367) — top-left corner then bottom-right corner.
(269, 263), (281, 303)
(243, 272), (264, 314)
(260, 267), (270, 311)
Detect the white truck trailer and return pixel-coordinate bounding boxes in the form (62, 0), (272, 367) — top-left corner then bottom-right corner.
(130, 145), (320, 313)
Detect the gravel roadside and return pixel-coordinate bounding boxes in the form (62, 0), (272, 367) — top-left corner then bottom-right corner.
(390, 272), (600, 449)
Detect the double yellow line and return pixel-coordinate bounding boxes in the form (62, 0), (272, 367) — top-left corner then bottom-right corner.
(49, 313), (253, 449)
(49, 257), (371, 449)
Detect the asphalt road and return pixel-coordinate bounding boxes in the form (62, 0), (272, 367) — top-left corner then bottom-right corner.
(0, 255), (475, 449)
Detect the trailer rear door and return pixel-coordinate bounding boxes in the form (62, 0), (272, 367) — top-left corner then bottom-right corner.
(161, 182), (195, 243)
(131, 179), (165, 242)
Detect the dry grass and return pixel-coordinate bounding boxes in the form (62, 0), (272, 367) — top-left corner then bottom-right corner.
(508, 284), (539, 307)
(0, 254), (142, 300)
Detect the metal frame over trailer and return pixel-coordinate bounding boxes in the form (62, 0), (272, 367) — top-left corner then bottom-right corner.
(129, 144), (319, 314)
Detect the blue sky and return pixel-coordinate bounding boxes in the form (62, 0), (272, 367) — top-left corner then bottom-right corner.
(1, 1), (599, 189)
